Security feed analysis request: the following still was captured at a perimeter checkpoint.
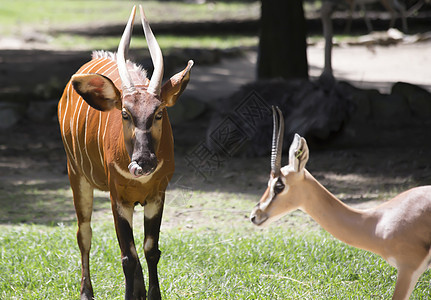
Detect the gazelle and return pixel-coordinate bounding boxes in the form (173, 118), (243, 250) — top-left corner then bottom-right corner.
(250, 107), (431, 300)
(58, 5), (193, 300)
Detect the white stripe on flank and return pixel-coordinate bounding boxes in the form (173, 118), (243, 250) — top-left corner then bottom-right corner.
(84, 105), (97, 186)
(60, 83), (76, 174)
(70, 59), (101, 160)
(62, 58), (120, 185)
(102, 112), (110, 166)
(99, 62), (117, 167)
(97, 111), (104, 167)
(75, 98), (85, 173)
(79, 58), (114, 174)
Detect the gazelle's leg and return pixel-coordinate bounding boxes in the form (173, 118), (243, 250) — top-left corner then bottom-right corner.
(111, 192), (146, 300)
(144, 195), (165, 300)
(392, 266), (423, 300)
(69, 170), (94, 300)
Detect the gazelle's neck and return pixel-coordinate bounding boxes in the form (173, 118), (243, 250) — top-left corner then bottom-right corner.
(298, 170), (381, 253)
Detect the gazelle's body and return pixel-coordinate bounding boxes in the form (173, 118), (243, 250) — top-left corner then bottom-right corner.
(250, 108), (431, 300)
(58, 6), (192, 300)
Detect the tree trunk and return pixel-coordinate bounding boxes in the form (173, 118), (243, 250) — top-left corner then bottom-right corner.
(257, 0), (308, 80)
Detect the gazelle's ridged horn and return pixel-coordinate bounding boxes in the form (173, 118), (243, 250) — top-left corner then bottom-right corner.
(271, 106), (284, 177)
(139, 5), (164, 96)
(117, 5), (137, 94)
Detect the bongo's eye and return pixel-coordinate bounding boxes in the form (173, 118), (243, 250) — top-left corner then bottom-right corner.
(121, 110), (130, 120)
(155, 111), (163, 120)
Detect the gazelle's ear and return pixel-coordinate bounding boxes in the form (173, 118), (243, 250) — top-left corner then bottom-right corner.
(161, 60), (193, 107)
(288, 134), (309, 172)
(72, 74), (122, 111)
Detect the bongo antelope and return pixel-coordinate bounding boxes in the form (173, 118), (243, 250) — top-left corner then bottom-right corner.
(58, 6), (193, 300)
(250, 107), (431, 300)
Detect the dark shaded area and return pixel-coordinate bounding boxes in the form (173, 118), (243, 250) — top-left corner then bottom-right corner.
(1, 116), (430, 226)
(55, 19), (260, 37)
(257, 0), (308, 79)
(205, 79), (352, 156)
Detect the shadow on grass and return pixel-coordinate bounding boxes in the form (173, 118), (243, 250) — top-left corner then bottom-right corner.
(0, 179), (110, 226)
(171, 141), (431, 208)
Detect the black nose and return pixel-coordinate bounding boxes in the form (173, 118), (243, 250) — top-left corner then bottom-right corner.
(137, 153), (157, 175)
(250, 215), (256, 223)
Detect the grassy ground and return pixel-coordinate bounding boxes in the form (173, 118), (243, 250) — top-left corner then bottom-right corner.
(1, 1), (260, 51)
(51, 34), (259, 51)
(1, 120), (431, 299)
(1, 222), (431, 299)
(1, 1), (259, 32)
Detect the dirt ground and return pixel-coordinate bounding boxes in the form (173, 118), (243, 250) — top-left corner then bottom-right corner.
(0, 116), (430, 229)
(1, 36), (431, 229)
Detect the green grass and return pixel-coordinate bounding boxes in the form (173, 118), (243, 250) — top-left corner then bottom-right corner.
(0, 1), (259, 34)
(1, 220), (431, 299)
(51, 34), (258, 51)
(1, 150), (429, 299)
(1, 0), (260, 51)
(2, 152), (429, 299)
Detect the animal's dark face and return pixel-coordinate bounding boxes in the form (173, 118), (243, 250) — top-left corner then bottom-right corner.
(121, 91), (164, 177)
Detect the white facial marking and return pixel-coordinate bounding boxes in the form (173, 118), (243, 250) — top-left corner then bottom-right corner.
(259, 177), (278, 211)
(113, 159), (164, 183)
(281, 165), (295, 176)
(260, 176), (289, 211)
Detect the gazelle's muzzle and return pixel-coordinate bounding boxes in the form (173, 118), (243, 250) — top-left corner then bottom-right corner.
(250, 205), (268, 226)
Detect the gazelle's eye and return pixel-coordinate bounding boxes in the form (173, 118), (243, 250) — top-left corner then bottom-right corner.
(274, 178), (285, 194)
(121, 110), (130, 120)
(155, 111), (163, 120)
